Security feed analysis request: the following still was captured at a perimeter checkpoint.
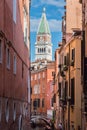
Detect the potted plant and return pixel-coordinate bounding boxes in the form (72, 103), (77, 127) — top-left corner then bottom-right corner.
(63, 65), (68, 71)
(60, 71), (65, 77)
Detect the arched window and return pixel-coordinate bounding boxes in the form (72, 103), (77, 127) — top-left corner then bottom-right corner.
(44, 48), (46, 52)
(48, 48), (51, 53)
(38, 48), (39, 53)
(19, 115), (22, 130)
(40, 48), (41, 53)
(13, 103), (16, 121)
(42, 48), (43, 53)
(6, 100), (9, 123)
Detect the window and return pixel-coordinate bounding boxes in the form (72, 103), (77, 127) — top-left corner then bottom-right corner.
(13, 0), (16, 23)
(19, 115), (22, 130)
(40, 48), (41, 53)
(53, 94), (56, 103)
(33, 99), (40, 109)
(23, 7), (27, 44)
(13, 54), (17, 74)
(44, 48), (46, 52)
(71, 78), (75, 105)
(42, 48), (43, 53)
(51, 98), (54, 107)
(34, 85), (40, 94)
(22, 62), (24, 78)
(37, 99), (40, 108)
(6, 47), (10, 69)
(38, 48), (39, 53)
(64, 56), (67, 65)
(33, 99), (38, 109)
(59, 82), (61, 98)
(30, 87), (32, 94)
(66, 53), (69, 66)
(48, 48), (51, 53)
(42, 99), (44, 107)
(13, 103), (16, 121)
(64, 81), (68, 105)
(71, 48), (75, 61)
(6, 100), (9, 123)
(0, 40), (2, 63)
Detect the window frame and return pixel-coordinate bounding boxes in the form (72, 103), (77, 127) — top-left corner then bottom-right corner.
(6, 47), (10, 70)
(0, 40), (2, 63)
(13, 54), (17, 75)
(23, 7), (28, 45)
(13, 0), (17, 23)
(71, 48), (75, 61)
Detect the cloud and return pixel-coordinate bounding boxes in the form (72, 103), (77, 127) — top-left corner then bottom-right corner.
(30, 18), (62, 32)
(30, 19), (40, 32)
(31, 0), (65, 8)
(41, 0), (65, 7)
(49, 19), (62, 32)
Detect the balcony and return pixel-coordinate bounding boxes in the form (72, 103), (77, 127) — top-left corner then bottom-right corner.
(60, 71), (65, 77)
(63, 65), (68, 71)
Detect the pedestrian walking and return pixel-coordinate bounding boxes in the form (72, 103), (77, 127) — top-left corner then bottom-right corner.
(58, 123), (63, 130)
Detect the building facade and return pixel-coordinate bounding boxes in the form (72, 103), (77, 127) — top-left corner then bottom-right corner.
(0, 0), (30, 130)
(65, 0), (82, 34)
(54, 0), (82, 130)
(31, 61), (55, 115)
(58, 35), (82, 130)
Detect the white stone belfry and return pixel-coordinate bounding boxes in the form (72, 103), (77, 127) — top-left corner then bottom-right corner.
(35, 8), (52, 61)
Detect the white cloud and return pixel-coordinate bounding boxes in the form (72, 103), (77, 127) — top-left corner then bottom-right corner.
(49, 19), (62, 32)
(30, 18), (62, 32)
(30, 19), (40, 32)
(31, 0), (65, 8)
(41, 0), (65, 7)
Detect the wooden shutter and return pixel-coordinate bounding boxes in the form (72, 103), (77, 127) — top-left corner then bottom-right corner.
(71, 78), (75, 105)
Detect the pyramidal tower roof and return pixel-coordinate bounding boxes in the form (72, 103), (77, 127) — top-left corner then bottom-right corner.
(37, 8), (51, 35)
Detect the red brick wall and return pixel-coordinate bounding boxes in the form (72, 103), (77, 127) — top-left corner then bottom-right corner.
(31, 62), (55, 114)
(0, 0), (30, 129)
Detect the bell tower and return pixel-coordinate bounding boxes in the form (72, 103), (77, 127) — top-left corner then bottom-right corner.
(35, 8), (52, 61)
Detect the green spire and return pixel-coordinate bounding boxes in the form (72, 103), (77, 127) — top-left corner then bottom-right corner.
(37, 8), (51, 35)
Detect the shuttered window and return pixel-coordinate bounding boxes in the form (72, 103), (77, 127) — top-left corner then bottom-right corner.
(13, 54), (16, 74)
(64, 56), (67, 65)
(71, 78), (75, 105)
(42, 99), (44, 108)
(6, 47), (10, 69)
(71, 48), (75, 61)
(59, 83), (61, 98)
(64, 81), (68, 105)
(66, 53), (69, 66)
(30, 87), (32, 94)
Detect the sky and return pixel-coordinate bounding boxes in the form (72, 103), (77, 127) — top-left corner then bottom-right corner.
(30, 0), (65, 62)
